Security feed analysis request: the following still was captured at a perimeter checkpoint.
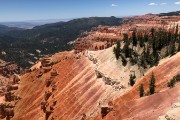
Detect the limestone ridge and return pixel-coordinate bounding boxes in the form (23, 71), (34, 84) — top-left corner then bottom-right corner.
(86, 51), (125, 91)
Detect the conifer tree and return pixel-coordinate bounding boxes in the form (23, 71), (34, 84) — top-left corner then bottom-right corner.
(132, 30), (137, 46)
(120, 54), (127, 66)
(151, 28), (155, 38)
(165, 46), (169, 57)
(178, 35), (180, 52)
(175, 24), (179, 40)
(168, 32), (172, 43)
(139, 33), (144, 47)
(178, 40), (180, 52)
(114, 41), (121, 60)
(129, 74), (136, 86)
(139, 84), (144, 97)
(144, 33), (148, 42)
(170, 41), (176, 56)
(149, 72), (156, 95)
(152, 37), (157, 55)
(123, 41), (130, 58)
(123, 34), (129, 43)
(146, 45), (151, 64)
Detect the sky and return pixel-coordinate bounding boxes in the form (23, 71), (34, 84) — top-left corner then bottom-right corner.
(0, 0), (180, 22)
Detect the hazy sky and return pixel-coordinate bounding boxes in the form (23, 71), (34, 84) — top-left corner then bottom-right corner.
(0, 0), (180, 22)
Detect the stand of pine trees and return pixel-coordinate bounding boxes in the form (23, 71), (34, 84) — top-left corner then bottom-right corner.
(114, 25), (180, 68)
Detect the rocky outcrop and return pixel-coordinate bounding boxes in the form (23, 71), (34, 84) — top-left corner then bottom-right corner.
(87, 51), (126, 91)
(95, 70), (123, 91)
(41, 58), (51, 67)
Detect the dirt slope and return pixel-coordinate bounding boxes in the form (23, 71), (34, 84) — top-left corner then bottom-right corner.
(92, 52), (180, 120)
(12, 50), (123, 120)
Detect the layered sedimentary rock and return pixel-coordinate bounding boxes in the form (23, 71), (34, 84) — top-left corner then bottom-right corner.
(12, 46), (143, 120)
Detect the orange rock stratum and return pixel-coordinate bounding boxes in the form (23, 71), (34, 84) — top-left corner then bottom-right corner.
(11, 47), (180, 120)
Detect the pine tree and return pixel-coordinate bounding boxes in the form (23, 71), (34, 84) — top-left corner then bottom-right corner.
(139, 84), (144, 97)
(165, 46), (169, 57)
(154, 52), (159, 66)
(120, 54), (127, 66)
(170, 41), (176, 56)
(168, 32), (172, 43)
(114, 41), (121, 60)
(175, 24), (179, 41)
(152, 37), (157, 55)
(132, 30), (137, 46)
(144, 33), (149, 42)
(178, 40), (180, 52)
(157, 30), (163, 50)
(139, 33), (144, 47)
(178, 36), (180, 52)
(129, 74), (136, 86)
(117, 41), (121, 49)
(123, 41), (130, 58)
(149, 72), (156, 95)
(123, 34), (129, 43)
(146, 45), (151, 64)
(151, 28), (155, 38)
(162, 31), (168, 46)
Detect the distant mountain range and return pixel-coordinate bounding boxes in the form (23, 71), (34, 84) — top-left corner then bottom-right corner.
(0, 19), (72, 29)
(0, 24), (23, 34)
(159, 11), (180, 16)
